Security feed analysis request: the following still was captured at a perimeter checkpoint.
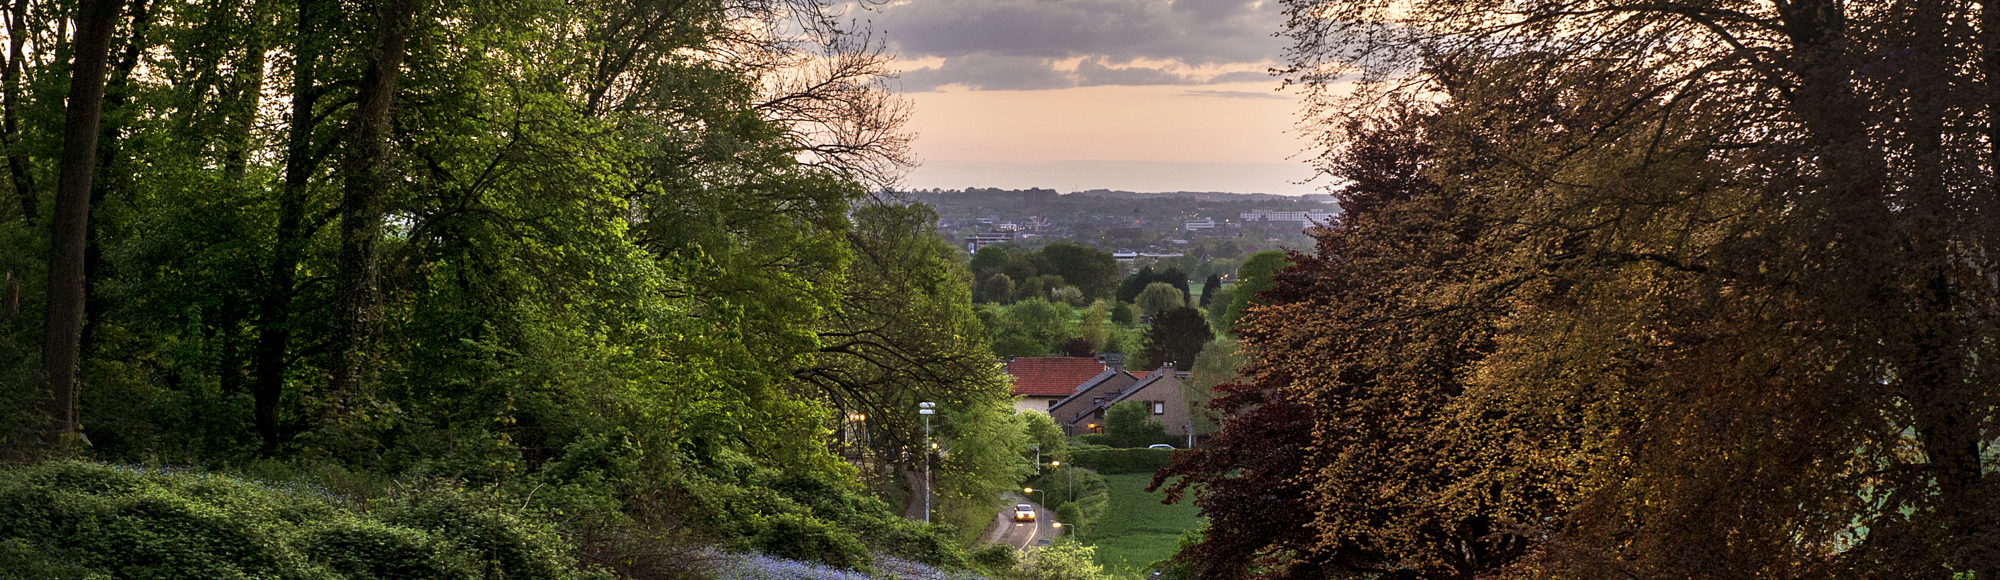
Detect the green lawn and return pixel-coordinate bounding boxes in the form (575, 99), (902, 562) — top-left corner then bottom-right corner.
(1082, 473), (1204, 578)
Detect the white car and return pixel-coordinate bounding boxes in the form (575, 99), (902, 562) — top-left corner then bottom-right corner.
(1013, 503), (1037, 522)
(1148, 444), (1175, 449)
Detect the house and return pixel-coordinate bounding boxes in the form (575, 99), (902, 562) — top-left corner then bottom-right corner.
(1004, 357), (1111, 415)
(1045, 367), (1141, 431)
(1049, 363), (1193, 439)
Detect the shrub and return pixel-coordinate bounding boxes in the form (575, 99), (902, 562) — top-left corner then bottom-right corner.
(1066, 448), (1174, 475)
(1025, 541), (1109, 580)
(0, 461), (603, 580)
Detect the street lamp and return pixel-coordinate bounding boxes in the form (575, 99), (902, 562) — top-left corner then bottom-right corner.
(919, 401), (936, 525)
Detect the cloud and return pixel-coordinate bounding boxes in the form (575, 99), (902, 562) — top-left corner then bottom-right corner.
(896, 55), (1079, 92)
(1181, 89), (1290, 99)
(1075, 59), (1195, 86)
(866, 0), (1285, 91)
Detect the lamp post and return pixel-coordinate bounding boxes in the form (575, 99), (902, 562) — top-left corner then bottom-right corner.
(919, 401), (935, 525)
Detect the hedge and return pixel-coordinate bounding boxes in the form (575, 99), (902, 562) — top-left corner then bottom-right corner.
(1065, 448), (1175, 475)
(0, 461), (604, 580)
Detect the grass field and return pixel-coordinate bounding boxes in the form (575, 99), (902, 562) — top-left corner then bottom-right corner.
(1082, 473), (1204, 578)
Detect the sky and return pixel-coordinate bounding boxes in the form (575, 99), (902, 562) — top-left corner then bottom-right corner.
(857, 0), (1321, 195)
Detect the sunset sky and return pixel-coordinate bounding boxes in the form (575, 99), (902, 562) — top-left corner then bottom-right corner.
(861, 0), (1320, 195)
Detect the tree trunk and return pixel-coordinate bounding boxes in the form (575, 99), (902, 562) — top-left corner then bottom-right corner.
(252, 0), (323, 455)
(41, 0), (125, 449)
(77, 0), (151, 365)
(4, 0), (34, 223)
(326, 0), (415, 407)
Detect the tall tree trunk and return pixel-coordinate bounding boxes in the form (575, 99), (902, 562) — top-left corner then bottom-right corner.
(4, 0), (35, 222)
(326, 0), (415, 405)
(40, 0), (124, 449)
(78, 0), (151, 364)
(218, 8), (267, 402)
(252, 0), (322, 455)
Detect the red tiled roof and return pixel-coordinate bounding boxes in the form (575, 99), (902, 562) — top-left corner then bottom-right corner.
(1006, 357), (1108, 397)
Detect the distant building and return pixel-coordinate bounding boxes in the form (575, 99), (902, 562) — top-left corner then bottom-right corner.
(1023, 188), (1057, 211)
(1184, 218), (1216, 231)
(1112, 252), (1138, 261)
(1049, 362), (1194, 438)
(1004, 356), (1113, 415)
(1240, 209), (1338, 223)
(967, 230), (1016, 250)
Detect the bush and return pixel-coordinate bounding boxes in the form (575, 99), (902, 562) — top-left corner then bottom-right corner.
(1066, 448), (1175, 475)
(970, 544), (1018, 571)
(0, 461), (603, 580)
(1025, 468), (1108, 535)
(1025, 541), (1109, 580)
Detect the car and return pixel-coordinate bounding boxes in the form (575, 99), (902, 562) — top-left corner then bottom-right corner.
(1013, 503), (1037, 522)
(1148, 444), (1175, 449)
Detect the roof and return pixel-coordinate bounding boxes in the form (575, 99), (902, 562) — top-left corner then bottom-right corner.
(1048, 369), (1139, 421)
(1075, 370), (1180, 421)
(1006, 357), (1109, 397)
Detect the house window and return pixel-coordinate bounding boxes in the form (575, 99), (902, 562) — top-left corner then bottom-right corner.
(1152, 401), (1165, 415)
(1047, 399), (1059, 410)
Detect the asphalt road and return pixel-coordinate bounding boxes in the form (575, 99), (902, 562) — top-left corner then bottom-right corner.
(992, 496), (1059, 550)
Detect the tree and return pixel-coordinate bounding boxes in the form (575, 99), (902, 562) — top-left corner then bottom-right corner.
(991, 298), (1075, 358)
(41, 0), (126, 447)
(1102, 400), (1169, 449)
(798, 203), (1008, 459)
(327, 0), (420, 405)
(1198, 274), (1221, 307)
(977, 273), (1014, 304)
(1037, 242), (1119, 301)
(1149, 0), (2000, 571)
(1155, 107), (1531, 580)
(1219, 251), (1288, 332)
(1134, 282), (1184, 317)
(1118, 266), (1191, 304)
(1136, 307), (1211, 373)
(1182, 338), (1243, 437)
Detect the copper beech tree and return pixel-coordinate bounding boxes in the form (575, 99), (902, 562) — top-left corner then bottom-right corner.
(1157, 0), (2000, 572)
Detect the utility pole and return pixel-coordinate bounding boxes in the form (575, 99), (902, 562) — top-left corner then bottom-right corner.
(919, 401), (935, 525)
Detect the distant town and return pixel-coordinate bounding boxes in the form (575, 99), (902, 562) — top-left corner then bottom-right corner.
(909, 188), (1341, 280)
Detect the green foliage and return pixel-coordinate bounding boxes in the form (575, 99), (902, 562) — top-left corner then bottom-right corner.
(989, 299), (1077, 357)
(1019, 411), (1069, 464)
(970, 543), (1019, 573)
(1135, 308), (1213, 372)
(1116, 267), (1190, 304)
(1134, 283), (1185, 317)
(1025, 540), (1111, 580)
(1066, 448), (1176, 475)
(1183, 340), (1244, 436)
(970, 244), (1118, 303)
(1035, 243), (1121, 301)
(1026, 467), (1108, 534)
(0, 461), (603, 579)
(1109, 303), (1136, 327)
(978, 273), (1017, 305)
(1101, 401), (1171, 449)
(1220, 251), (1289, 331)
(933, 399), (1033, 542)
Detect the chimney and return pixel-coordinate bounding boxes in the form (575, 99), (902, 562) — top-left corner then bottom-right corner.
(1095, 353), (1126, 372)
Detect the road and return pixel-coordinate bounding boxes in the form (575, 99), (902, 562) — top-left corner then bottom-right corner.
(989, 494), (1059, 550)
